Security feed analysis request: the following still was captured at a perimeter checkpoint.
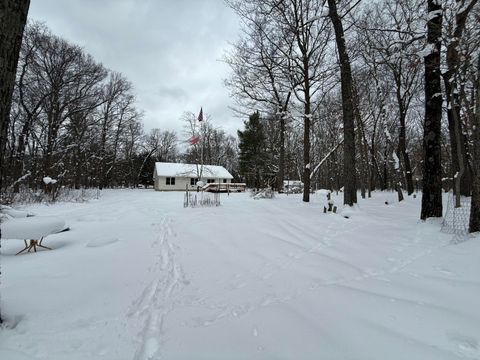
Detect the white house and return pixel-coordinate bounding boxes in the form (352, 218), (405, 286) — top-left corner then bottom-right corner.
(153, 162), (233, 191)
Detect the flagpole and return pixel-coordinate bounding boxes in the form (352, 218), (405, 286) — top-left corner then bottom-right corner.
(199, 107), (204, 182)
(200, 129), (204, 181)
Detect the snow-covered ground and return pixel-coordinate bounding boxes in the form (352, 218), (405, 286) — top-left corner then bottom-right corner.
(1, 190), (479, 360)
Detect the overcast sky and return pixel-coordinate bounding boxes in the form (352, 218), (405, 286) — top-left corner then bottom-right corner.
(29, 0), (241, 136)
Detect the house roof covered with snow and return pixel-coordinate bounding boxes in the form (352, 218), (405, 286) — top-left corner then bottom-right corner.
(154, 162), (233, 179)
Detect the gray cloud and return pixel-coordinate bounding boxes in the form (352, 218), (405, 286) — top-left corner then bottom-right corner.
(29, 0), (243, 135)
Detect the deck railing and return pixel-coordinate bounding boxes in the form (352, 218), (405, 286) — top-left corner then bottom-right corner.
(202, 182), (246, 193)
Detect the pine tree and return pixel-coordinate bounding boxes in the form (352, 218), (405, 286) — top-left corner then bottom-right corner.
(238, 112), (267, 188)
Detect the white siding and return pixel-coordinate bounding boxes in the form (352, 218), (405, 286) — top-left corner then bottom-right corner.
(153, 162), (234, 191)
(154, 176), (231, 191)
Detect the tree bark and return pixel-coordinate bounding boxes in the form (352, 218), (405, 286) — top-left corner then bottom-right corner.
(421, 0), (443, 220)
(0, 0), (30, 326)
(443, 0), (478, 199)
(302, 92), (311, 202)
(327, 0), (357, 206)
(277, 92), (291, 192)
(469, 55), (480, 233)
(397, 105), (414, 195)
(328, 0), (357, 206)
(0, 0), (30, 192)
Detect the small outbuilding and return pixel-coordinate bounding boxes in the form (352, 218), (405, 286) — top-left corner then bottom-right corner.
(153, 162), (233, 191)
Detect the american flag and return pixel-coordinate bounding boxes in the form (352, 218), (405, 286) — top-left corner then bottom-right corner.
(197, 107), (203, 122)
(189, 135), (200, 145)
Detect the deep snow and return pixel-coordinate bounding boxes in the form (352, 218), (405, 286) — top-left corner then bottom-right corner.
(1, 190), (479, 360)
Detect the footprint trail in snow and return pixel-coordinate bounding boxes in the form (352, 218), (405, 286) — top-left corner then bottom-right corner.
(129, 216), (187, 360)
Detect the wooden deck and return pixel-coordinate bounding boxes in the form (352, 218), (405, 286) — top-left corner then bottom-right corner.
(202, 182), (246, 193)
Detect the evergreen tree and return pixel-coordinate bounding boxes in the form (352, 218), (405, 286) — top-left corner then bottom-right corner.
(238, 112), (267, 188)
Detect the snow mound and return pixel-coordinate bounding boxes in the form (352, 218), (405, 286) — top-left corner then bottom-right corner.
(1, 216), (67, 240)
(316, 189), (331, 196)
(86, 237), (119, 248)
(0, 205), (34, 218)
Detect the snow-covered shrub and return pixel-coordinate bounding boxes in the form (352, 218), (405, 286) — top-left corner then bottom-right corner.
(253, 188), (275, 199)
(1, 186), (100, 205)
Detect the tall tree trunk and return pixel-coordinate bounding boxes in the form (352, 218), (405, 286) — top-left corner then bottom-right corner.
(383, 148), (389, 190)
(277, 92), (291, 192)
(469, 56), (480, 233)
(0, 0), (30, 326)
(278, 113), (285, 192)
(421, 0), (443, 220)
(355, 83), (373, 198)
(443, 0), (478, 200)
(302, 93), (311, 202)
(445, 78), (473, 199)
(0, 0), (30, 191)
(398, 110), (414, 195)
(327, 0), (357, 206)
(369, 119), (381, 192)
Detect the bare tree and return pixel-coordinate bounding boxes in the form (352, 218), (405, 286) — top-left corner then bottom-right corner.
(12, 23), (50, 191)
(97, 73), (132, 188)
(227, 0), (332, 201)
(225, 2), (293, 191)
(360, 0), (423, 196)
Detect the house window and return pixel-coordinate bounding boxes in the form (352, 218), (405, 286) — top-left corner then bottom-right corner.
(190, 178), (198, 186)
(166, 177), (175, 185)
(207, 179), (215, 183)
(223, 179), (227, 183)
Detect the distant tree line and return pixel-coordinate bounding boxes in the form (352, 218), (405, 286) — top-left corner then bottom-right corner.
(0, 22), (238, 199)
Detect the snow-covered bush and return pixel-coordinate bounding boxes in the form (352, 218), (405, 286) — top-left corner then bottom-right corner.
(253, 188), (275, 199)
(1, 186), (101, 205)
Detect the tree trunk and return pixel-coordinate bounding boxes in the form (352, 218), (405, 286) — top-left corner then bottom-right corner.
(0, 0), (30, 326)
(277, 113), (285, 192)
(398, 110), (414, 195)
(352, 83), (367, 199)
(369, 119), (381, 192)
(469, 56), (480, 233)
(302, 101), (311, 202)
(0, 0), (30, 191)
(301, 51), (312, 202)
(383, 148), (388, 191)
(444, 0), (478, 201)
(327, 0), (357, 206)
(421, 0), (443, 220)
(277, 92), (291, 192)
(445, 80), (471, 199)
